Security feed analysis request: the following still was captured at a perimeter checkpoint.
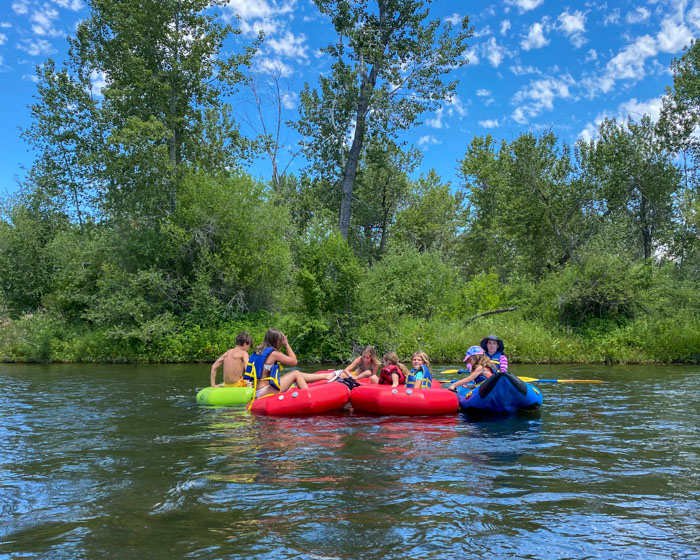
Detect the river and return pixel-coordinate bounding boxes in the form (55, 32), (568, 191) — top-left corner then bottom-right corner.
(0, 363), (698, 559)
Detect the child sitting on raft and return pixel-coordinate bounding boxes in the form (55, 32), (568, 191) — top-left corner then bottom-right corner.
(406, 351), (433, 389)
(340, 345), (380, 379)
(370, 352), (411, 388)
(210, 331), (253, 387)
(449, 346), (494, 390)
(244, 328), (336, 398)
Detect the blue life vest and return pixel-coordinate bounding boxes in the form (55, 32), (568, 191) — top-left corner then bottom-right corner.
(243, 347), (282, 390)
(406, 364), (433, 389)
(485, 351), (503, 373)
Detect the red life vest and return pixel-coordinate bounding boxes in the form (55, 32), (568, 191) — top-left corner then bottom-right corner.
(379, 364), (406, 385)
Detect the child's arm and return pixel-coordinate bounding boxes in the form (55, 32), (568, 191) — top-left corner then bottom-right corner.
(500, 354), (508, 372)
(391, 372), (400, 387)
(210, 352), (226, 386)
(449, 372), (479, 389)
(343, 356), (360, 376)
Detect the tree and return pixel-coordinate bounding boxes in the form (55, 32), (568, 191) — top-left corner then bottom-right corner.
(352, 139), (420, 261)
(583, 117), (680, 260)
(459, 132), (599, 279)
(659, 39), (699, 274)
(24, 0), (256, 223)
(391, 169), (463, 254)
(297, 0), (472, 238)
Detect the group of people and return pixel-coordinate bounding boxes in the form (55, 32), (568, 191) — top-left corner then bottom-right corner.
(209, 328), (509, 397)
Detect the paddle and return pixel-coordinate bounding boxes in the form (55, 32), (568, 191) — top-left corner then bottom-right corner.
(437, 370), (603, 384)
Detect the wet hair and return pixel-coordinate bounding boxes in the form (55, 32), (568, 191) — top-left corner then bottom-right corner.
(256, 328), (284, 354)
(411, 351), (430, 367)
(383, 351), (411, 378)
(360, 346), (380, 366)
(235, 331), (253, 347)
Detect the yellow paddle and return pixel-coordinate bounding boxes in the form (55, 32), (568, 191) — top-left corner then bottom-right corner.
(437, 370), (603, 384)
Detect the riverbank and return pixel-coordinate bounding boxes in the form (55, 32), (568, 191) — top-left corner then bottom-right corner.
(1, 310), (697, 364)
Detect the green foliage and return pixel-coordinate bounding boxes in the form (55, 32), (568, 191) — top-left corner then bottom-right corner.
(357, 245), (462, 322)
(391, 169), (464, 255)
(296, 230), (363, 316)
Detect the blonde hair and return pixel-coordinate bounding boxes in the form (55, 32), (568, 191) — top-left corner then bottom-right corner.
(469, 354), (493, 371)
(360, 346), (380, 366)
(383, 351), (410, 377)
(412, 351), (430, 367)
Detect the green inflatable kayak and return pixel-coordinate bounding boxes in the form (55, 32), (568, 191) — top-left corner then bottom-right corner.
(196, 386), (254, 406)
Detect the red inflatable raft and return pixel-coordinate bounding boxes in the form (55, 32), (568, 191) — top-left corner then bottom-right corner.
(350, 381), (459, 416)
(249, 378), (351, 415)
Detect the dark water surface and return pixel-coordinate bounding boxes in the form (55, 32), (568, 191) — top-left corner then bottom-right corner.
(0, 363), (698, 559)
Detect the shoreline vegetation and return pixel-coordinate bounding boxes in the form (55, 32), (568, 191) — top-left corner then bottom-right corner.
(1, 307), (697, 365)
(1, 6), (698, 365)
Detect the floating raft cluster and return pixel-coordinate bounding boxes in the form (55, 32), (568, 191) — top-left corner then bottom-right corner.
(196, 370), (544, 416)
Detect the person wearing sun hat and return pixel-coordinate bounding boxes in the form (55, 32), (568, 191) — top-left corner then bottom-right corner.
(480, 334), (508, 373)
(449, 346), (495, 389)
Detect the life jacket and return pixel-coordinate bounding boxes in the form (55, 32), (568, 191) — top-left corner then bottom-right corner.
(378, 364), (406, 385)
(485, 351), (503, 373)
(406, 364), (433, 389)
(243, 347), (282, 390)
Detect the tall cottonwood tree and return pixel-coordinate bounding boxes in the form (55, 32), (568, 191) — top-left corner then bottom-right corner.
(296, 0), (472, 238)
(24, 0), (256, 222)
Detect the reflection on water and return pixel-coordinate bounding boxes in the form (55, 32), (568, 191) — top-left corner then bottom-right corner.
(0, 363), (698, 559)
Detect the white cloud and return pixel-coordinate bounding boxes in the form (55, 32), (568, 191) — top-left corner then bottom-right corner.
(417, 135), (439, 148)
(257, 56), (294, 77)
(0, 22), (12, 29)
(521, 22), (549, 51)
(16, 38), (54, 56)
(500, 20), (511, 36)
(511, 77), (572, 123)
(223, 0), (295, 37)
(603, 8), (620, 26)
(0, 33), (6, 46)
(52, 0), (83, 10)
(626, 7), (650, 24)
(23, 73), (41, 83)
(444, 13), (461, 26)
(479, 119), (500, 128)
(578, 96), (664, 142)
(483, 37), (509, 67)
(584, 49), (598, 63)
(656, 19), (693, 53)
(30, 6), (63, 37)
(12, 1), (29, 15)
(267, 30), (308, 59)
(90, 69), (106, 96)
(505, 0), (544, 14)
(557, 9), (586, 48)
(476, 89), (491, 97)
(281, 91), (297, 110)
(510, 64), (542, 76)
(425, 94), (467, 129)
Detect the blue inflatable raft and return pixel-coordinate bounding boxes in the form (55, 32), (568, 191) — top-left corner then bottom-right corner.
(457, 371), (542, 414)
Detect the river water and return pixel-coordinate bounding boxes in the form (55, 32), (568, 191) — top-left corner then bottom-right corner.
(0, 363), (698, 559)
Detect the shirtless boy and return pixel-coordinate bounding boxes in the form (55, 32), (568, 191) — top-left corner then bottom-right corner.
(210, 332), (254, 387)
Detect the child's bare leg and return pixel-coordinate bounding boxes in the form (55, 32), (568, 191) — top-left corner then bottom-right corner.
(369, 374), (380, 384)
(355, 369), (372, 379)
(278, 370), (306, 391)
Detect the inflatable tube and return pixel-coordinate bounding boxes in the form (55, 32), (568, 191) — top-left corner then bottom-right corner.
(350, 382), (458, 416)
(196, 385), (254, 406)
(250, 379), (351, 415)
(457, 371), (542, 414)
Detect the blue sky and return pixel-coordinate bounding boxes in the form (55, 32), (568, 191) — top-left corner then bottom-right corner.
(1, 0), (698, 198)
